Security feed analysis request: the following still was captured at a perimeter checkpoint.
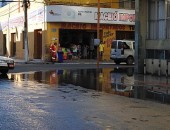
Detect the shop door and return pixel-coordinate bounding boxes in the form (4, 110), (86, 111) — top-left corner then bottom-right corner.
(34, 29), (42, 59)
(11, 33), (16, 57)
(3, 34), (7, 55)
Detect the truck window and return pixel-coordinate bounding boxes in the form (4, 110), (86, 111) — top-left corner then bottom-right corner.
(133, 42), (135, 49)
(118, 41), (123, 49)
(111, 41), (117, 49)
(123, 42), (130, 49)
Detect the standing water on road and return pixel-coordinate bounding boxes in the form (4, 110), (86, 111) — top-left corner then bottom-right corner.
(0, 67), (170, 130)
(3, 67), (170, 104)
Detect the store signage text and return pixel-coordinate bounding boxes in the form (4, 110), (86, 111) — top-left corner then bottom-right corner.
(91, 24), (126, 30)
(129, 25), (135, 30)
(119, 13), (135, 22)
(94, 11), (118, 21)
(103, 30), (114, 48)
(94, 11), (135, 23)
(61, 23), (128, 30)
(61, 23), (87, 29)
(103, 31), (114, 38)
(47, 5), (135, 25)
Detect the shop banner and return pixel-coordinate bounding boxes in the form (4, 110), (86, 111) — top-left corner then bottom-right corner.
(46, 5), (135, 25)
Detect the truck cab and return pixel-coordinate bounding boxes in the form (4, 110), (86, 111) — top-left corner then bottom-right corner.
(110, 40), (135, 64)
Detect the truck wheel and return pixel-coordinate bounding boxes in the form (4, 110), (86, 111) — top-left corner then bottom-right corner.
(126, 56), (134, 65)
(0, 69), (9, 74)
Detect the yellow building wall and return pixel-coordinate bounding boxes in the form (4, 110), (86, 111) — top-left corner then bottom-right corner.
(48, 0), (119, 8)
(47, 23), (60, 48)
(102, 29), (116, 60)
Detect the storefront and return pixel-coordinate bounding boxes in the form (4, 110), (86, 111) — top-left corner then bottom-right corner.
(0, 4), (135, 61)
(57, 23), (135, 60)
(46, 5), (135, 60)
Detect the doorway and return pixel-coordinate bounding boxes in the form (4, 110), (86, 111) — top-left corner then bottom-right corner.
(59, 29), (97, 59)
(3, 34), (7, 55)
(11, 33), (16, 57)
(34, 29), (42, 59)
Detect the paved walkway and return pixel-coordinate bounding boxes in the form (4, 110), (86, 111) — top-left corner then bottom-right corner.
(14, 58), (116, 65)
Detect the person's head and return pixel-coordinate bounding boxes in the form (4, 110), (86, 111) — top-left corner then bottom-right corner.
(51, 38), (57, 44)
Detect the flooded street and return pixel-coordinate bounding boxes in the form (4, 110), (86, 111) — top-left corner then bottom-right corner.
(0, 67), (170, 130)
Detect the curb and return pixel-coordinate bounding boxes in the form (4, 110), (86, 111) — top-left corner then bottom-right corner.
(14, 60), (116, 65)
(14, 59), (116, 65)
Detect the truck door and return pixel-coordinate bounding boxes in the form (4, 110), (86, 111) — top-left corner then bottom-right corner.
(111, 41), (122, 58)
(116, 41), (123, 58)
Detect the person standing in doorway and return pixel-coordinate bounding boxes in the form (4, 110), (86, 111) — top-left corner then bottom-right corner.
(83, 45), (88, 59)
(72, 44), (78, 59)
(99, 41), (104, 61)
(50, 39), (57, 62)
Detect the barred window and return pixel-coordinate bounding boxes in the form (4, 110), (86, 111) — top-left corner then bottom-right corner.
(166, 1), (170, 38)
(165, 50), (170, 60)
(148, 0), (170, 39)
(146, 49), (154, 59)
(146, 49), (165, 59)
(119, 0), (135, 9)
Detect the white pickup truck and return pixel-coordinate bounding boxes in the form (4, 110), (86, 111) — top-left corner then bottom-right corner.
(110, 40), (135, 64)
(0, 56), (15, 74)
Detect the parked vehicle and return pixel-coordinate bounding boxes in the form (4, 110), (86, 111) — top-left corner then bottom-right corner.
(0, 56), (15, 74)
(110, 40), (135, 64)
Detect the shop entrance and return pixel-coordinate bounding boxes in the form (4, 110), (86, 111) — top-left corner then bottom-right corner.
(59, 29), (97, 59)
(11, 33), (16, 57)
(3, 34), (7, 55)
(34, 29), (42, 59)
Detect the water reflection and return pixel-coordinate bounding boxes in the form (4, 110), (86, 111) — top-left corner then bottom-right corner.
(110, 67), (134, 97)
(9, 67), (170, 104)
(0, 73), (8, 79)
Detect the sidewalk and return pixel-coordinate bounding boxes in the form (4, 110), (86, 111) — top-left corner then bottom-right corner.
(14, 58), (116, 65)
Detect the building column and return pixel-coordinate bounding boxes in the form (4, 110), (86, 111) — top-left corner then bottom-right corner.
(135, 0), (146, 74)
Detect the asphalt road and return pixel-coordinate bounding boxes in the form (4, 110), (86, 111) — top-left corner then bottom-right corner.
(1, 63), (169, 130)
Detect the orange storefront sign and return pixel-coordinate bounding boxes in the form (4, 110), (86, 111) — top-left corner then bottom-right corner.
(60, 23), (134, 31)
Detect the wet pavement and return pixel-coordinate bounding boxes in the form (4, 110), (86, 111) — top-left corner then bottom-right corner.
(0, 67), (170, 130)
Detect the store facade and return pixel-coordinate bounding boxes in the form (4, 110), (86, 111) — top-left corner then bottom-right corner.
(0, 3), (135, 61)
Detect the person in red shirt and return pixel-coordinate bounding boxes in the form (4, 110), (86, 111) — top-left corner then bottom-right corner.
(50, 40), (57, 62)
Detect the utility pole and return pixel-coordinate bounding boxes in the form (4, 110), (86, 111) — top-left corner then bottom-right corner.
(23, 0), (29, 63)
(97, 0), (100, 67)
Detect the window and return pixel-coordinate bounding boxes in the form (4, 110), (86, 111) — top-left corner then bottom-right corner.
(148, 0), (170, 39)
(119, 0), (135, 9)
(146, 49), (154, 59)
(155, 50), (165, 59)
(146, 49), (165, 59)
(111, 41), (117, 49)
(22, 31), (25, 49)
(118, 41), (122, 49)
(123, 42), (130, 49)
(166, 1), (170, 38)
(165, 50), (170, 59)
